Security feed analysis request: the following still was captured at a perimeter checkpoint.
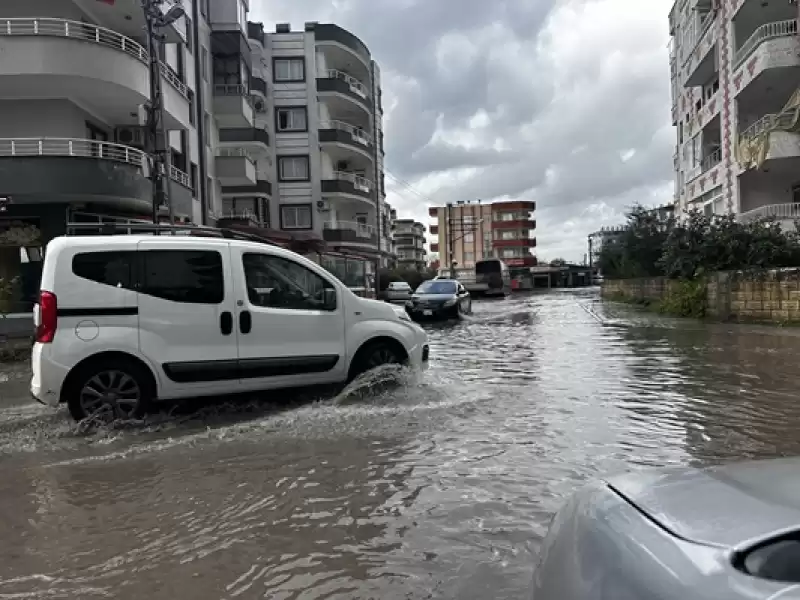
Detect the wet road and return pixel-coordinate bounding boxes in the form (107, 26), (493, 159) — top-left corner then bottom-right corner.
(2, 289), (800, 599)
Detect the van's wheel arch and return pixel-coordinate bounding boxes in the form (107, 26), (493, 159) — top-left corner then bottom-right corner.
(61, 352), (157, 422)
(348, 337), (409, 381)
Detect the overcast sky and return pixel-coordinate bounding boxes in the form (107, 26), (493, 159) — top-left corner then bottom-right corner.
(252, 0), (675, 263)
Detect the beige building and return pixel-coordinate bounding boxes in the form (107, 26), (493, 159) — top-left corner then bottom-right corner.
(428, 200), (536, 272)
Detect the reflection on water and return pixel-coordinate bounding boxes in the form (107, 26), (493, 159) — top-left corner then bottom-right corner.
(1, 290), (800, 598)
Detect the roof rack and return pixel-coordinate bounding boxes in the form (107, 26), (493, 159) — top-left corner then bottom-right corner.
(64, 222), (280, 247)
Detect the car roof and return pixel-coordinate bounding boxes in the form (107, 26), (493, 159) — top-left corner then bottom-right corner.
(425, 279), (457, 284)
(47, 234), (298, 259)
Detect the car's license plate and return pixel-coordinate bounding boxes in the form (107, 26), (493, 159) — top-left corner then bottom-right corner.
(423, 309), (432, 316)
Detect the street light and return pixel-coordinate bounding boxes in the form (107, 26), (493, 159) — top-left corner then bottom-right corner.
(141, 0), (185, 228)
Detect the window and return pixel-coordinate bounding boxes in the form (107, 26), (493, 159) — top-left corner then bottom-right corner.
(273, 57), (305, 82)
(188, 89), (195, 125)
(200, 0), (208, 19)
(201, 47), (209, 81)
(204, 113), (211, 146)
(280, 204), (312, 229)
(464, 232), (474, 243)
(276, 107), (307, 132)
(463, 252), (474, 262)
(278, 155), (310, 181)
(242, 253), (335, 311)
(140, 250), (224, 304)
(190, 163), (198, 198)
(185, 16), (193, 53)
(72, 251), (134, 289)
(500, 230), (517, 240)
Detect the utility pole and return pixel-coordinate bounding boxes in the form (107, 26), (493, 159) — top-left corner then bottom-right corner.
(446, 201), (483, 279)
(141, 0), (185, 229)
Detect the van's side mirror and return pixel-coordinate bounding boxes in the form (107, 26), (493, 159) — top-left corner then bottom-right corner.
(323, 288), (337, 310)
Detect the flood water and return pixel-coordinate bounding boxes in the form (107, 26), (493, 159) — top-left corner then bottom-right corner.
(2, 289), (800, 599)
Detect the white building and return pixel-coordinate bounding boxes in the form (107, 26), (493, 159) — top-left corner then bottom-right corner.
(669, 0), (800, 226)
(0, 1), (392, 295)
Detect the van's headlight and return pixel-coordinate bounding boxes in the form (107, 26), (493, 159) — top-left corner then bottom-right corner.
(443, 297), (457, 307)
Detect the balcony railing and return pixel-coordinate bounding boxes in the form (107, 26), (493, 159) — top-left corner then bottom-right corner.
(682, 11), (715, 65)
(322, 69), (368, 98)
(324, 220), (376, 237)
(319, 120), (372, 144)
(0, 137), (146, 167)
(169, 165), (191, 188)
(734, 19), (798, 68)
(216, 146), (256, 164)
(0, 17), (189, 99)
(739, 202), (800, 224)
(331, 170), (373, 190)
(701, 147), (721, 172)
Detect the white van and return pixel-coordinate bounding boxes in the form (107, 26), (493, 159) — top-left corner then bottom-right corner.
(31, 234), (429, 421)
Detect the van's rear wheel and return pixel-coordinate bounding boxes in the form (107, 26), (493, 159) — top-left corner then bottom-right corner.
(66, 358), (153, 422)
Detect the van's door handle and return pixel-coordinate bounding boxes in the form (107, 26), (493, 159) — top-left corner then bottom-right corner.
(220, 311), (233, 335)
(239, 310), (252, 334)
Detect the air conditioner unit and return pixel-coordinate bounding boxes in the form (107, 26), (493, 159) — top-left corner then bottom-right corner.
(253, 98), (266, 113)
(316, 199), (330, 211)
(115, 126), (147, 149)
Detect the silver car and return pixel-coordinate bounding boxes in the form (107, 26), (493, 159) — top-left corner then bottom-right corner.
(532, 457), (800, 599)
(384, 281), (413, 303)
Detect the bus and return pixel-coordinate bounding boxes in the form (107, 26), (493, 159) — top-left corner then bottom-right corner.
(474, 258), (511, 297)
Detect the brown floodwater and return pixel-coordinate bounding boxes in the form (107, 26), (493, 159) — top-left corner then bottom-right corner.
(1, 289), (800, 599)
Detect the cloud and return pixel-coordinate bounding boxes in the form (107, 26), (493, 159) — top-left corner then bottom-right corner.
(253, 0), (675, 261)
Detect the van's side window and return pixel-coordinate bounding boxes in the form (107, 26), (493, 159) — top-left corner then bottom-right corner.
(72, 251), (134, 289)
(242, 253), (335, 311)
(140, 250), (224, 304)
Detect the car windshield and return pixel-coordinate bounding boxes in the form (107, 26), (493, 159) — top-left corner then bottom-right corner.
(416, 281), (457, 295)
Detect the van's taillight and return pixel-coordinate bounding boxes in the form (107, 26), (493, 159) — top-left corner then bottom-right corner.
(35, 291), (57, 343)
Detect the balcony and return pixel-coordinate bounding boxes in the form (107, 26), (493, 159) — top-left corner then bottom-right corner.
(222, 179), (273, 197)
(215, 147), (257, 187)
(683, 13), (717, 87)
(732, 20), (800, 98)
(72, 0), (186, 44)
(218, 127), (270, 148)
(319, 120), (373, 160)
(316, 70), (372, 113)
(739, 203), (800, 229)
(493, 238), (537, 248)
(0, 137), (150, 212)
(428, 207), (439, 217)
(167, 165), (194, 219)
(0, 18), (191, 130)
(322, 221), (378, 246)
(213, 84), (255, 128)
(313, 24), (371, 69)
(737, 112), (800, 171)
(321, 171), (374, 201)
(430, 243), (439, 253)
(492, 218), (536, 229)
(430, 225), (439, 234)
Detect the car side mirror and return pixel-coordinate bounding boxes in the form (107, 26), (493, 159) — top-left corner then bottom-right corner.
(323, 288), (337, 310)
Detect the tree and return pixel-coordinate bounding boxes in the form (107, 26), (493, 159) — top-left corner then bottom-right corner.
(549, 258), (567, 266)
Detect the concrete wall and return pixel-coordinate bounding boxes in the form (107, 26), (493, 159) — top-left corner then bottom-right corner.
(602, 272), (800, 322)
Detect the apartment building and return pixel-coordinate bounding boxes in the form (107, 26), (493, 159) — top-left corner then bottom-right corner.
(0, 0), (212, 237)
(393, 219), (427, 271)
(428, 200), (537, 271)
(0, 0), (391, 304)
(669, 0), (800, 224)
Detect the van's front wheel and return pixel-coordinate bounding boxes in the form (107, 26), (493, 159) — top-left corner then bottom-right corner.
(66, 358), (154, 422)
(348, 340), (405, 381)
